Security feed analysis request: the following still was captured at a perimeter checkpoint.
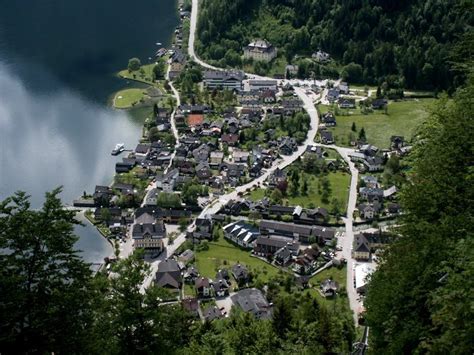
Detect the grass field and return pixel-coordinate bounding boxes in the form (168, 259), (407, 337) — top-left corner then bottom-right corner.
(118, 63), (157, 84)
(318, 99), (434, 148)
(308, 266), (348, 307)
(113, 88), (146, 109)
(195, 237), (280, 283)
(249, 171), (351, 210)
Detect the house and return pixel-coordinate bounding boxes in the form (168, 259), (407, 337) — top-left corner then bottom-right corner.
(155, 259), (182, 292)
(221, 134), (239, 146)
(231, 264), (249, 285)
(213, 269), (230, 283)
(156, 168), (179, 192)
(327, 89), (340, 103)
(278, 137), (297, 155)
(274, 244), (298, 265)
(294, 246), (320, 275)
(192, 144), (210, 162)
(132, 221), (166, 254)
(390, 135), (405, 150)
(371, 98), (387, 110)
(115, 158), (136, 173)
(359, 187), (384, 202)
(363, 156), (384, 172)
(187, 114), (204, 127)
(195, 277), (212, 298)
(203, 306), (223, 322)
(360, 144), (379, 157)
(193, 217), (213, 240)
(259, 220), (335, 244)
(358, 203), (381, 220)
(320, 279), (339, 297)
(249, 79), (278, 91)
(320, 130), (334, 144)
(338, 97), (356, 109)
(338, 82), (349, 94)
(223, 221), (259, 248)
(209, 151), (224, 167)
(361, 175), (379, 189)
(159, 209), (192, 224)
(183, 265), (200, 283)
(196, 162), (212, 181)
(181, 298), (199, 317)
(353, 234), (370, 260)
(112, 183), (134, 196)
(268, 168), (287, 187)
(285, 64), (298, 77)
(260, 90), (276, 103)
(203, 70), (244, 90)
(135, 143), (151, 161)
(293, 207), (329, 224)
(254, 235), (298, 257)
(243, 39), (277, 62)
(178, 249), (195, 264)
(93, 185), (114, 206)
(231, 288), (272, 320)
(321, 112), (336, 126)
(388, 202), (401, 214)
(212, 278), (230, 297)
(312, 50), (330, 63)
(233, 149), (249, 164)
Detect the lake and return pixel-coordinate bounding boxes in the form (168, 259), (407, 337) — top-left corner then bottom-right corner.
(0, 0), (178, 262)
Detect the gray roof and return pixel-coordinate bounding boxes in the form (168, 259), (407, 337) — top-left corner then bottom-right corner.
(132, 222), (166, 239)
(204, 70), (244, 81)
(231, 288), (272, 319)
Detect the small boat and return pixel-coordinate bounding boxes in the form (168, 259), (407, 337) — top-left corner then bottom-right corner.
(156, 42), (162, 46)
(111, 143), (125, 156)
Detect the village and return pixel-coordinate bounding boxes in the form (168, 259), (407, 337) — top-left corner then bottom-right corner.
(71, 0), (430, 326)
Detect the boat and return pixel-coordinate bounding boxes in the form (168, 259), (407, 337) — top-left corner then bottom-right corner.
(156, 42), (162, 46)
(111, 143), (125, 156)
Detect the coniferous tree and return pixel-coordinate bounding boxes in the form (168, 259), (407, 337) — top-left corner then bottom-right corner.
(0, 188), (96, 353)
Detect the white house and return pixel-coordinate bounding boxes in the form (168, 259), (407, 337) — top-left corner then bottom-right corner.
(244, 39), (277, 62)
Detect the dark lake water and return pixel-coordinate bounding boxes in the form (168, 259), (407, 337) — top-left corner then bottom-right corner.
(0, 0), (178, 262)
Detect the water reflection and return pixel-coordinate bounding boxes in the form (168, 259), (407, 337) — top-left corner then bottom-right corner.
(0, 62), (141, 207)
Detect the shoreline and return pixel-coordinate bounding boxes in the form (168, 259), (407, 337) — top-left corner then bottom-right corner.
(85, 2), (181, 261)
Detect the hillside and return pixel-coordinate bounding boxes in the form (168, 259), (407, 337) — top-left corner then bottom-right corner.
(196, 0), (472, 90)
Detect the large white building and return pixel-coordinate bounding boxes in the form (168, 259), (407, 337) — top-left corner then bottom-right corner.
(203, 70), (244, 90)
(244, 39), (277, 62)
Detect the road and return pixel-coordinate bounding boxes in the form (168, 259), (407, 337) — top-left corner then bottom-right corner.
(188, 0), (221, 71)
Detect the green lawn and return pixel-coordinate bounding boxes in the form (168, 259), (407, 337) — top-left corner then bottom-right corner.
(318, 99), (434, 148)
(249, 171), (351, 210)
(113, 88), (146, 109)
(307, 266), (348, 307)
(195, 237), (279, 283)
(118, 63), (158, 84)
(183, 283), (195, 298)
(310, 266), (347, 286)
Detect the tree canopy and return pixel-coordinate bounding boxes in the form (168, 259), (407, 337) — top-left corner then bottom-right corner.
(364, 60), (474, 352)
(197, 0), (473, 90)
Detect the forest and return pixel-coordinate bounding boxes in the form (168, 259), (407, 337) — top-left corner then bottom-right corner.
(0, 189), (354, 354)
(196, 0), (473, 90)
(364, 33), (473, 353)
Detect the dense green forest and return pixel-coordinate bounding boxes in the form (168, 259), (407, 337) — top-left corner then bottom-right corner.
(196, 0), (473, 90)
(0, 189), (354, 354)
(364, 33), (474, 353)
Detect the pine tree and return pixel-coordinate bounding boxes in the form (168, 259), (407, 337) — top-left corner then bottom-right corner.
(0, 188), (95, 353)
